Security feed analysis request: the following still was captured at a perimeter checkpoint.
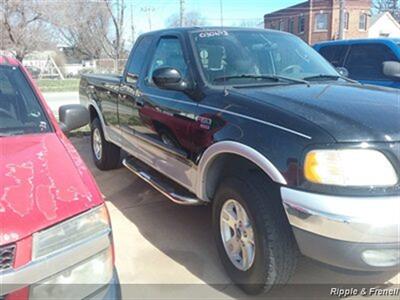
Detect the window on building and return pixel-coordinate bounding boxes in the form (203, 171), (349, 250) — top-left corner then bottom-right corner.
(359, 13), (368, 31)
(315, 13), (328, 31)
(344, 44), (397, 80)
(298, 15), (305, 33)
(288, 18), (295, 33)
(344, 12), (349, 30)
(279, 20), (285, 31)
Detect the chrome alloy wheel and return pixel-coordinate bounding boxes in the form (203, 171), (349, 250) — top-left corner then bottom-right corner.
(92, 128), (103, 160)
(220, 199), (255, 271)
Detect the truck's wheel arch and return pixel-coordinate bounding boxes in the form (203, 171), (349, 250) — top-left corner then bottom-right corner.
(196, 141), (287, 201)
(89, 105), (99, 122)
(88, 101), (110, 141)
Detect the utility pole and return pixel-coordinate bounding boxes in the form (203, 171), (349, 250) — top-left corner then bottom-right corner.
(141, 6), (155, 31)
(131, 3), (135, 43)
(220, 0), (224, 27)
(338, 0), (345, 39)
(180, 0), (185, 27)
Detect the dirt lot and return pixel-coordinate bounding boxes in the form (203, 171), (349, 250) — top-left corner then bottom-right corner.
(71, 136), (399, 299)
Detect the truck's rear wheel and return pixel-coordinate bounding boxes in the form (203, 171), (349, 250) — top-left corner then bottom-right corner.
(212, 173), (298, 295)
(91, 118), (121, 170)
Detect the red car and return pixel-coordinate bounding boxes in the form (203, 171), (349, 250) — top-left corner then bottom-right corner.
(0, 56), (120, 299)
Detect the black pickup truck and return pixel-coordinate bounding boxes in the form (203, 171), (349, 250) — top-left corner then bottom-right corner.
(80, 27), (400, 294)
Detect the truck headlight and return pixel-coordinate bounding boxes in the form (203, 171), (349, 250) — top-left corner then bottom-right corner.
(304, 149), (398, 186)
(32, 205), (111, 259)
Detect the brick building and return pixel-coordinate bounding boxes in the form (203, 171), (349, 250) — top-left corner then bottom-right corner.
(264, 0), (371, 44)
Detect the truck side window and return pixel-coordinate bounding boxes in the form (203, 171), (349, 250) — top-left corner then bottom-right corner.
(147, 37), (188, 84)
(344, 44), (397, 80)
(318, 45), (348, 67)
(126, 36), (152, 77)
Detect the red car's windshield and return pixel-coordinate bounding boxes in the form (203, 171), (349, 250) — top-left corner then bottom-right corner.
(0, 65), (51, 136)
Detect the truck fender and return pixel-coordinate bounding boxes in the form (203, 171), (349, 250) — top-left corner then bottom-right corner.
(87, 99), (111, 142)
(196, 141), (287, 201)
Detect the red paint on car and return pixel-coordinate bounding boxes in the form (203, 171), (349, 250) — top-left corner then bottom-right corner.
(0, 133), (103, 245)
(0, 58), (104, 261)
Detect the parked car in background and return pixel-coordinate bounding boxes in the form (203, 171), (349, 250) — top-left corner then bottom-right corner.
(314, 38), (400, 88)
(80, 28), (400, 295)
(0, 56), (120, 299)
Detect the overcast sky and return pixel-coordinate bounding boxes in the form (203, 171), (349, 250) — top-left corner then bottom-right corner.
(126, 0), (303, 42)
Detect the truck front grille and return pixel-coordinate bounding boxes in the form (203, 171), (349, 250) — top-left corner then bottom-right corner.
(0, 244), (16, 271)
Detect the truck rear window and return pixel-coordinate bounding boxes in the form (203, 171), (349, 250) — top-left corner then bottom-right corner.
(0, 65), (51, 137)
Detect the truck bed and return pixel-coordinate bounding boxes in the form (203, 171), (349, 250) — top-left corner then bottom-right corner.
(81, 73), (122, 85)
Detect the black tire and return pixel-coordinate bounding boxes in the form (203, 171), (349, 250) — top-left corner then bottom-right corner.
(212, 171), (298, 295)
(91, 118), (121, 170)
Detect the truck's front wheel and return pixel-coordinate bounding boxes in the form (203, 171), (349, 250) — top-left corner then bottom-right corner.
(212, 173), (298, 294)
(91, 118), (121, 170)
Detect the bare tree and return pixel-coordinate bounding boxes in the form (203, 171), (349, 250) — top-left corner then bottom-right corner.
(237, 19), (263, 28)
(374, 0), (400, 20)
(0, 0), (53, 61)
(45, 0), (127, 71)
(102, 0), (127, 61)
(166, 11), (206, 28)
(46, 1), (111, 60)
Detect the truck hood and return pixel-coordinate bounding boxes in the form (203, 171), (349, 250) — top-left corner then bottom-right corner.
(233, 83), (400, 142)
(0, 133), (103, 246)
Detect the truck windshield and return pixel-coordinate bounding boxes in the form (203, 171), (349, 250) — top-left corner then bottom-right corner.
(0, 65), (51, 137)
(191, 30), (338, 85)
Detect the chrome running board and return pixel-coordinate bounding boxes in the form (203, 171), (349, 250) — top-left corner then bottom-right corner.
(123, 157), (208, 206)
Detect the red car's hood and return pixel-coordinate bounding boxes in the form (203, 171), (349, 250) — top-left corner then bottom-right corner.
(0, 133), (103, 246)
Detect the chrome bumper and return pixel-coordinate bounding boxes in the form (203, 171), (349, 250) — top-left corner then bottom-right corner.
(281, 187), (400, 244)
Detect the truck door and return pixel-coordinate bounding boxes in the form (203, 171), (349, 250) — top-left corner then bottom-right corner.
(126, 34), (198, 190)
(119, 36), (153, 150)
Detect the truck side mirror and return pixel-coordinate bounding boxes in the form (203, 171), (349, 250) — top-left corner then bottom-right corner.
(152, 67), (189, 91)
(59, 104), (89, 133)
(383, 61), (400, 79)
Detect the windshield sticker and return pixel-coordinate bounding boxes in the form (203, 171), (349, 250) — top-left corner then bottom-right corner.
(199, 49), (209, 67)
(198, 30), (228, 38)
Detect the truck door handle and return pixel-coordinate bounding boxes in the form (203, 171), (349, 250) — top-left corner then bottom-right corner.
(136, 100), (144, 107)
